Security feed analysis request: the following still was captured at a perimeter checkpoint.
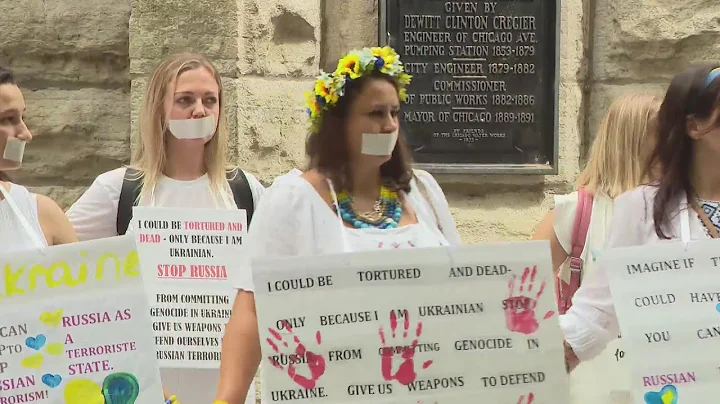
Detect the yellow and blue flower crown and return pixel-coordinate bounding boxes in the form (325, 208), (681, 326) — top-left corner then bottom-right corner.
(305, 46), (412, 132)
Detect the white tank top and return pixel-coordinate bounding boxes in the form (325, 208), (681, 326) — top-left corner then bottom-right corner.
(0, 183), (47, 252)
(326, 179), (449, 252)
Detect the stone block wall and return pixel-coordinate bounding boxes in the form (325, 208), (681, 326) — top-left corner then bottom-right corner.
(0, 0), (131, 208)
(585, 0), (720, 148)
(1, 0), (719, 245)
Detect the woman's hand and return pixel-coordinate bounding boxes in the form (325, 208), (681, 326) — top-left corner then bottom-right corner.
(564, 340), (580, 372)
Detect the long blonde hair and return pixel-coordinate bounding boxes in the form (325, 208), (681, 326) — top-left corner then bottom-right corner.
(576, 94), (661, 198)
(130, 53), (231, 202)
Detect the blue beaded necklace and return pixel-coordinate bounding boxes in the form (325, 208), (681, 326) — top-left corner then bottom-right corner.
(336, 187), (402, 229)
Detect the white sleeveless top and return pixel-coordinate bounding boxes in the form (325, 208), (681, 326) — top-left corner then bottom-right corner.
(553, 191), (631, 404)
(0, 183), (48, 252)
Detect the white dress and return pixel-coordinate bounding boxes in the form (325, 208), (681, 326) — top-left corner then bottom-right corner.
(234, 168), (461, 287)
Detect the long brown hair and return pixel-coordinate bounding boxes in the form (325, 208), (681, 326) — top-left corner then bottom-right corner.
(305, 71), (414, 193)
(650, 64), (720, 238)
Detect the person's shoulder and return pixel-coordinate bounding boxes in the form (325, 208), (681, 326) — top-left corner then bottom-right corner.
(232, 168), (265, 194)
(411, 168), (435, 184)
(410, 168), (442, 193)
(247, 169), (320, 236)
(611, 184), (660, 232)
(300, 168), (327, 188)
(94, 167), (128, 192)
(35, 193), (63, 215)
(264, 169), (321, 205)
(614, 184), (658, 210)
(554, 190), (580, 209)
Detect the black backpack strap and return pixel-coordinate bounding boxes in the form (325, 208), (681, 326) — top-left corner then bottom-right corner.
(227, 168), (254, 224)
(117, 168), (142, 236)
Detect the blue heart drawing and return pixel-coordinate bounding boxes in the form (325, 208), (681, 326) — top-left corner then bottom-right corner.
(25, 334), (46, 351)
(715, 302), (720, 313)
(644, 384), (677, 404)
(41, 373), (62, 388)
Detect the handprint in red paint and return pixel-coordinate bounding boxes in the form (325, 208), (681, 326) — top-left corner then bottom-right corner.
(266, 322), (326, 389)
(378, 310), (433, 385)
(503, 265), (555, 335)
(517, 393), (535, 403)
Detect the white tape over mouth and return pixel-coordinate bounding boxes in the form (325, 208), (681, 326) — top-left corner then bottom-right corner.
(361, 131), (399, 156)
(168, 115), (216, 139)
(3, 138), (26, 163)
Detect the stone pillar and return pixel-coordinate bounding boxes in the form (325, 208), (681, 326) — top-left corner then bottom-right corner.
(235, 0), (322, 181)
(129, 0), (240, 157)
(586, 0), (716, 141)
(322, 1), (379, 72)
(0, 0), (131, 208)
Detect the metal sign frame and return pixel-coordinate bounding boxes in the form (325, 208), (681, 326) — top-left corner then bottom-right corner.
(378, 0), (561, 175)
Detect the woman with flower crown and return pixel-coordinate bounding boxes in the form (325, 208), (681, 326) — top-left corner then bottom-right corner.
(214, 46), (461, 403)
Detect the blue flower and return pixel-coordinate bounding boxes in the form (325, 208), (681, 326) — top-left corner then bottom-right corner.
(315, 95), (325, 106)
(374, 57), (385, 69)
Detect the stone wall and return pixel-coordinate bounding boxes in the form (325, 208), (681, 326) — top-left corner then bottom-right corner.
(0, 0), (131, 208)
(1, 0), (719, 243)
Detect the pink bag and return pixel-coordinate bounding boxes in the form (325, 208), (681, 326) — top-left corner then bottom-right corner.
(557, 188), (593, 315)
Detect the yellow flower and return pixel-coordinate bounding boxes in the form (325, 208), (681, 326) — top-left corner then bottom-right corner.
(304, 91), (316, 108)
(397, 72), (412, 85)
(372, 46), (397, 66)
(398, 88), (408, 101)
(336, 54), (362, 79)
(326, 90), (339, 104)
(314, 80), (330, 99)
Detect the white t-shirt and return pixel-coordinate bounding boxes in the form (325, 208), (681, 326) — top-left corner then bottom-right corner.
(67, 167), (265, 240)
(66, 166), (264, 404)
(553, 191), (631, 404)
(234, 168), (461, 292)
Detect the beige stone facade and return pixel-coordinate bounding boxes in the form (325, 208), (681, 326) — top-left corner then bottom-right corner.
(2, 0), (719, 243)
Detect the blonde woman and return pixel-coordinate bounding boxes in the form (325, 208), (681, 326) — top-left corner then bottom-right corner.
(531, 94), (661, 404)
(66, 53), (263, 403)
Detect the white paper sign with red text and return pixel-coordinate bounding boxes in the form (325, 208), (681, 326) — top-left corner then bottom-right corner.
(252, 242), (570, 403)
(132, 207), (248, 369)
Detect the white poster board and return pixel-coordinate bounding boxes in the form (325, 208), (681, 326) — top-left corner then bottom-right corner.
(0, 236), (163, 404)
(252, 241), (570, 403)
(133, 206), (255, 404)
(603, 238), (720, 403)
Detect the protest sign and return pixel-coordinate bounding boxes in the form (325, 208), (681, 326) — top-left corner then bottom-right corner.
(0, 236), (163, 404)
(252, 241), (570, 403)
(132, 206), (247, 368)
(603, 238), (720, 402)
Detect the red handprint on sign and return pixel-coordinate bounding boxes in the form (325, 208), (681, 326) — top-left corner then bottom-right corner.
(504, 266), (555, 335)
(378, 310), (433, 385)
(517, 393), (535, 403)
(266, 322), (325, 389)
